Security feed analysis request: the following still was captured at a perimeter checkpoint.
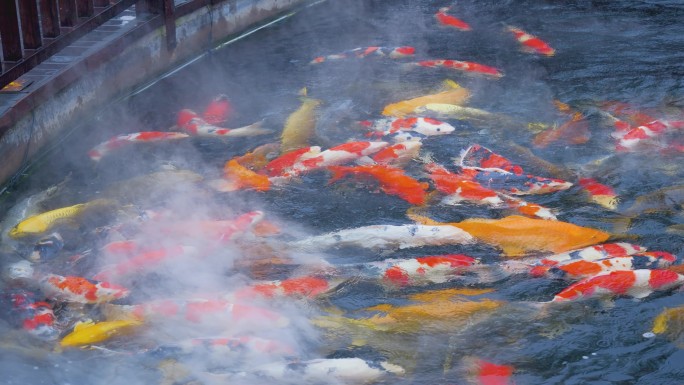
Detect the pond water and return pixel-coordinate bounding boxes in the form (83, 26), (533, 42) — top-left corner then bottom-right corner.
(1, 0), (683, 384)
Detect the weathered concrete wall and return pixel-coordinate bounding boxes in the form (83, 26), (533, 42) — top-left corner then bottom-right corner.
(0, 0), (306, 188)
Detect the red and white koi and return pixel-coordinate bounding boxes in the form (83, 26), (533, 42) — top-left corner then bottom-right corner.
(507, 26), (555, 56)
(373, 254), (480, 287)
(88, 131), (189, 161)
(5, 290), (58, 339)
(408, 59), (503, 78)
(282, 141), (390, 177)
(181, 117), (271, 137)
(202, 94), (233, 124)
(264, 146), (321, 177)
(234, 276), (332, 300)
(40, 274), (129, 304)
(435, 7), (471, 31)
(534, 242), (649, 269)
(552, 269), (684, 302)
(369, 141), (422, 167)
(543, 253), (677, 280)
(288, 223), (474, 252)
(612, 119), (683, 152)
(460, 144), (524, 174)
(310, 46), (415, 64)
(578, 178), (619, 210)
(327, 164), (429, 205)
(359, 117), (455, 140)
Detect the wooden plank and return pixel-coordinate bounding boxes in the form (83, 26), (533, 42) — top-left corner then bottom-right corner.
(0, 0), (23, 61)
(19, 0), (43, 49)
(93, 0), (109, 6)
(76, 0), (94, 17)
(40, 0), (62, 38)
(59, 0), (78, 26)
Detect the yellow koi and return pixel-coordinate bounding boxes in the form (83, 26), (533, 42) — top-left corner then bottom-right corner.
(382, 80), (470, 117)
(280, 88), (322, 153)
(60, 319), (142, 347)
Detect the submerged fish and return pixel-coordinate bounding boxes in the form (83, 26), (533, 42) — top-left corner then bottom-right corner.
(88, 132), (189, 162)
(552, 269), (684, 302)
(60, 319), (142, 347)
(407, 59), (503, 78)
(280, 89), (322, 153)
(435, 6), (471, 31)
(40, 274), (129, 304)
(310, 46), (415, 64)
(649, 305), (684, 344)
(623, 185), (684, 216)
(289, 223), (474, 252)
(463, 358), (515, 385)
(328, 164), (429, 205)
(383, 80), (470, 117)
(578, 178), (619, 210)
(507, 26), (555, 56)
(359, 117), (455, 139)
(182, 117), (271, 137)
(8, 199), (118, 239)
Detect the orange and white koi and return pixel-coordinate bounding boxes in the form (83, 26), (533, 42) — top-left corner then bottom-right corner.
(359, 117), (455, 140)
(370, 141), (422, 167)
(88, 131), (189, 161)
(533, 242), (649, 271)
(408, 59), (503, 78)
(426, 162), (504, 207)
(327, 164), (429, 205)
(234, 276), (332, 300)
(181, 117), (271, 137)
(40, 274), (129, 304)
(288, 223), (474, 252)
(264, 146), (321, 177)
(578, 178), (619, 210)
(310, 46), (415, 64)
(507, 26), (555, 56)
(552, 269), (684, 302)
(542, 253), (677, 280)
(612, 119), (683, 152)
(283, 141), (390, 177)
(374, 254), (479, 287)
(435, 7), (471, 31)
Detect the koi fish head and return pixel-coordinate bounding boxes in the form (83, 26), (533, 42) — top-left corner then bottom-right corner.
(202, 94), (232, 124)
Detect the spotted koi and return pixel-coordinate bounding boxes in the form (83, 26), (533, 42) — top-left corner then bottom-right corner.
(88, 132), (189, 161)
(544, 253), (677, 280)
(507, 26), (555, 56)
(40, 274), (129, 304)
(359, 117), (455, 139)
(181, 117), (271, 138)
(370, 141), (422, 167)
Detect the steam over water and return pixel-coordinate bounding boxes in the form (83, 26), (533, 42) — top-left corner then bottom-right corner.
(1, 0), (683, 384)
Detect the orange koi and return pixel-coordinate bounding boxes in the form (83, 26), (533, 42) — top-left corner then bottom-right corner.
(507, 26), (555, 56)
(220, 158), (270, 192)
(328, 164), (429, 205)
(382, 80), (470, 117)
(235, 276), (332, 300)
(533, 112), (590, 148)
(435, 7), (471, 31)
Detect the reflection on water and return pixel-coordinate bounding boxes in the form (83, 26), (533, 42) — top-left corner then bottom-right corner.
(1, 0), (683, 384)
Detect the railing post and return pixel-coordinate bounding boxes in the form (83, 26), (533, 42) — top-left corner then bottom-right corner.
(93, 0), (109, 6)
(40, 0), (62, 38)
(19, 0), (43, 49)
(0, 0), (23, 61)
(163, 0), (176, 50)
(59, 0), (78, 27)
(76, 0), (94, 17)
(136, 0), (162, 18)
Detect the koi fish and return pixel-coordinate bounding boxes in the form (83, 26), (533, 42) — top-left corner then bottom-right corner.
(414, 103), (516, 127)
(233, 142), (281, 170)
(370, 141), (422, 167)
(499, 193), (558, 220)
(202, 94), (233, 124)
(507, 26), (555, 56)
(60, 319), (142, 347)
(283, 141), (390, 177)
(374, 254), (480, 287)
(533, 110), (590, 148)
(245, 358), (405, 384)
(613, 119), (683, 152)
(280, 89), (322, 153)
(235, 276), (332, 300)
(310, 46), (415, 64)
(578, 178), (619, 210)
(88, 132), (189, 161)
(435, 7), (471, 31)
(648, 305), (684, 341)
(210, 158), (270, 192)
(552, 269), (684, 302)
(40, 274), (129, 304)
(328, 164), (429, 205)
(623, 185), (684, 216)
(264, 146), (321, 177)
(409, 213), (611, 257)
(407, 59), (503, 78)
(459, 145), (573, 195)
(360, 117), (456, 139)
(288, 223), (474, 252)
(535, 242), (649, 267)
(543, 254), (677, 280)
(8, 199), (118, 239)
(382, 79), (470, 117)
(464, 358), (514, 385)
(182, 117), (271, 137)
(3, 290), (58, 339)
(425, 162), (505, 207)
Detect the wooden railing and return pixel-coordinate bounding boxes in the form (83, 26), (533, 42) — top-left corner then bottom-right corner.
(0, 0), (185, 90)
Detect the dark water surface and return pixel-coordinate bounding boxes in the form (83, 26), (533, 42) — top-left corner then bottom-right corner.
(1, 0), (683, 384)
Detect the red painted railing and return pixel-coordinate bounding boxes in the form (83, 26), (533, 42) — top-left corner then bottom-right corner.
(0, 0), (181, 90)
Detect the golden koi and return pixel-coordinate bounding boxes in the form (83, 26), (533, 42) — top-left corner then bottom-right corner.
(60, 319), (141, 347)
(382, 80), (470, 117)
(280, 88), (322, 153)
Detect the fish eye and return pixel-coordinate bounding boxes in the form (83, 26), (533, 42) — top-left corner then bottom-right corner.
(436, 128), (441, 131)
